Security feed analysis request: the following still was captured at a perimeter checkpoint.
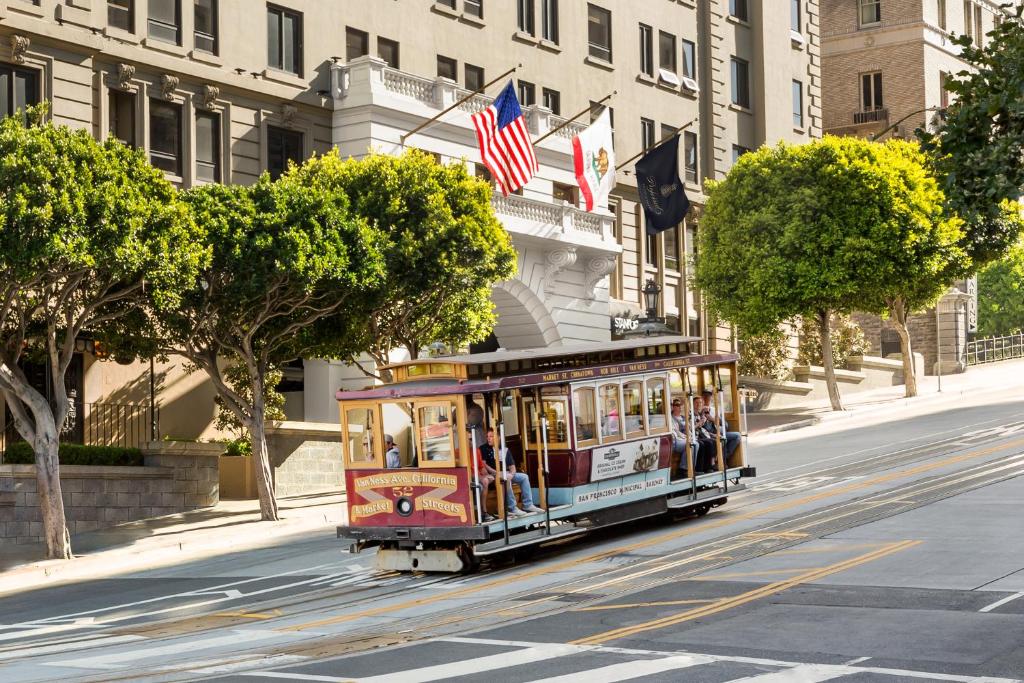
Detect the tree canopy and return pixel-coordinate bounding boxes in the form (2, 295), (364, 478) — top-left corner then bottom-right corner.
(919, 6), (1024, 266)
(0, 112), (204, 557)
(303, 150), (516, 376)
(977, 237), (1024, 337)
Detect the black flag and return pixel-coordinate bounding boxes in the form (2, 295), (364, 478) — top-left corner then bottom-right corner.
(636, 135), (690, 234)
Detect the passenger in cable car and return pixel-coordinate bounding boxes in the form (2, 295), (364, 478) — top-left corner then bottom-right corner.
(480, 428), (543, 516)
(670, 399), (688, 462)
(700, 389), (741, 459)
(384, 434), (401, 469)
(472, 445), (496, 522)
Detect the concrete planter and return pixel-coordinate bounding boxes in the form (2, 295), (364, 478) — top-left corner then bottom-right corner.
(219, 455), (257, 500)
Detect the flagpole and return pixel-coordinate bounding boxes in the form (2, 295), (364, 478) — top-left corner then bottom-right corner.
(399, 64), (522, 144)
(532, 91), (616, 146)
(619, 116), (698, 173)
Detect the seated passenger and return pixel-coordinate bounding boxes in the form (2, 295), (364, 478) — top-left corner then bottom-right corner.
(692, 396), (719, 472)
(384, 434), (401, 469)
(480, 428), (543, 516)
(472, 445), (496, 522)
(701, 389), (741, 461)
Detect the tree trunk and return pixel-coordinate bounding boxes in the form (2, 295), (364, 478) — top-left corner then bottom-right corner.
(34, 419), (72, 559)
(889, 297), (918, 398)
(247, 380), (279, 522)
(818, 310), (844, 412)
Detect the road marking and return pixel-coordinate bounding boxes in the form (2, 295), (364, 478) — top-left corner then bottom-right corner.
(0, 622), (104, 642)
(979, 591), (1024, 613)
(572, 599), (714, 612)
(690, 567), (826, 580)
(439, 638), (1023, 683)
(244, 673), (353, 682)
(0, 634), (145, 662)
(286, 441), (1024, 633)
(727, 664), (850, 682)
(212, 609), (282, 620)
(571, 540), (921, 644)
(158, 654), (310, 675)
(521, 654), (715, 682)
(843, 656), (872, 665)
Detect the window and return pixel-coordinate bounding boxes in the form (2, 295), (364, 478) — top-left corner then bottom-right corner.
(345, 27), (368, 61)
(587, 4), (612, 62)
(267, 5), (302, 75)
(464, 0), (482, 19)
(590, 101), (612, 127)
(791, 0), (801, 32)
(553, 181), (577, 205)
(517, 0), (534, 34)
(640, 117), (654, 150)
(378, 37), (399, 68)
(436, 0), (456, 7)
(108, 90), (135, 147)
(639, 24), (653, 77)
(623, 381), (645, 436)
(645, 230), (657, 266)
(542, 87), (561, 115)
(418, 404), (456, 464)
(975, 5), (983, 46)
(937, 0), (946, 30)
(598, 383), (622, 441)
(344, 406), (378, 465)
(517, 80), (535, 106)
(730, 0), (748, 21)
(194, 0), (217, 54)
(659, 31), (677, 74)
(541, 0), (558, 42)
(0, 65), (38, 123)
(732, 145), (751, 163)
(861, 71), (883, 110)
(792, 79), (803, 128)
(474, 162), (492, 185)
(859, 0), (881, 26)
(940, 71), (951, 108)
(108, 0), (133, 31)
(437, 55), (457, 81)
(148, 0), (180, 44)
(646, 378), (667, 431)
(682, 39), (696, 79)
(573, 387), (597, 446)
(465, 63), (484, 91)
(684, 130), (697, 183)
(664, 227), (679, 271)
(149, 99), (182, 175)
(731, 57), (750, 108)
(963, 1), (973, 39)
(195, 111), (220, 182)
(267, 125), (303, 179)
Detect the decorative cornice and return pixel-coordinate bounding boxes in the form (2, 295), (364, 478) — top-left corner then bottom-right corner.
(281, 104), (298, 125)
(160, 74), (179, 99)
(116, 63), (135, 91)
(199, 84), (220, 109)
(544, 247), (577, 298)
(10, 35), (29, 64)
(584, 255), (617, 302)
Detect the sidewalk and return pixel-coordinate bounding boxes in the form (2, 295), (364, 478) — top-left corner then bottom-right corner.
(0, 491), (345, 597)
(746, 358), (1024, 436)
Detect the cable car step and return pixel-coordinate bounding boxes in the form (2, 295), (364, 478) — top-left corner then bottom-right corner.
(667, 483), (746, 509)
(474, 525), (587, 557)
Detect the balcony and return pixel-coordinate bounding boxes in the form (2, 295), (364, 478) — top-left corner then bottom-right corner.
(853, 108), (888, 124)
(491, 193), (617, 255)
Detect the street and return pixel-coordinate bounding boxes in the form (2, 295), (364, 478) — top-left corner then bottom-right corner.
(1, 392), (1023, 682)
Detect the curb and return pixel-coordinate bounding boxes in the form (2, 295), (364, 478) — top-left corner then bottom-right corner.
(751, 417), (821, 435)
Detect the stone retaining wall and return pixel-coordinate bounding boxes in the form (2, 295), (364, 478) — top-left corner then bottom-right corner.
(267, 421), (343, 498)
(0, 442), (220, 546)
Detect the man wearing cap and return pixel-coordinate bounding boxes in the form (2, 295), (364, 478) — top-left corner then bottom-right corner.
(700, 389), (741, 461)
(384, 434), (401, 469)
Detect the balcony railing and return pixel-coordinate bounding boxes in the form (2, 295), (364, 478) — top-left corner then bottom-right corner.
(854, 108), (888, 124)
(491, 193), (614, 245)
(1, 402), (159, 461)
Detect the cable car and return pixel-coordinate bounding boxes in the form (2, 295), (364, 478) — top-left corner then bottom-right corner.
(336, 336), (755, 572)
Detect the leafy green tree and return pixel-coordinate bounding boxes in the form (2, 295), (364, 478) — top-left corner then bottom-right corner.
(695, 137), (957, 410)
(736, 327), (791, 380)
(0, 112), (204, 558)
(213, 362), (286, 448)
(304, 151), (516, 379)
(919, 6), (1024, 266)
(155, 155), (384, 521)
(796, 314), (870, 371)
(977, 238), (1024, 337)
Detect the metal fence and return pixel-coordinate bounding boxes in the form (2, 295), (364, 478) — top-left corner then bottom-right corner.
(965, 333), (1024, 366)
(1, 402), (158, 461)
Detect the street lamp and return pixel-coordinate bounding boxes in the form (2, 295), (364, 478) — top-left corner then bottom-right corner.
(627, 279), (673, 337)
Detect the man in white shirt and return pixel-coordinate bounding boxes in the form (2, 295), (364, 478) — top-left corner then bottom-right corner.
(384, 434), (401, 469)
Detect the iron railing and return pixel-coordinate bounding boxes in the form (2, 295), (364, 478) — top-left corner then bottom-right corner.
(966, 333), (1024, 366)
(1, 402), (158, 462)
(854, 108), (888, 124)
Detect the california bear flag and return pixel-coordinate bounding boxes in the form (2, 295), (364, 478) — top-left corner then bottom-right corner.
(572, 108), (616, 212)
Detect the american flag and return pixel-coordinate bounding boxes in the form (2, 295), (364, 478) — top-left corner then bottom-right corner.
(471, 81), (538, 196)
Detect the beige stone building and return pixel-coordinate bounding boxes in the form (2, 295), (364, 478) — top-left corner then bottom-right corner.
(821, 0), (1008, 374)
(0, 0), (820, 446)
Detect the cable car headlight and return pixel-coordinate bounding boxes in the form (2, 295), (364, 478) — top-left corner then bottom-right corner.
(396, 496), (414, 517)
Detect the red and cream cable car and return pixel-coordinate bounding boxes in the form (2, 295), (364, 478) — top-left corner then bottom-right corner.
(336, 336), (755, 572)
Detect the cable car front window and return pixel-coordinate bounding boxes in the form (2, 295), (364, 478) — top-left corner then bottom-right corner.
(646, 377), (667, 431)
(345, 406), (378, 465)
(623, 381), (645, 437)
(598, 382), (622, 442)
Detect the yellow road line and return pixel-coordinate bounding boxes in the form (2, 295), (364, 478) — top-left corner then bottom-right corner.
(689, 567), (826, 580)
(573, 599), (715, 612)
(285, 438), (1024, 632)
(742, 531), (809, 540)
(772, 542), (886, 556)
(570, 540), (921, 645)
(211, 610), (281, 620)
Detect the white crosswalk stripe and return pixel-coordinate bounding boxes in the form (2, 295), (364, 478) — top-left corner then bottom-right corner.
(521, 654), (716, 682)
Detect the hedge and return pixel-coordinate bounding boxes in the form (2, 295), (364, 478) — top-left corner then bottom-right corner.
(2, 442), (144, 467)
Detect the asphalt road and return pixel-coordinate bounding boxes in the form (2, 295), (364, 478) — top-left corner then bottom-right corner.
(1, 392), (1023, 682)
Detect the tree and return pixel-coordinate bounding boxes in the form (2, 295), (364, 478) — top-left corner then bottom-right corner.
(0, 113), (203, 558)
(305, 150), (516, 380)
(854, 140), (968, 398)
(977, 238), (1024, 337)
(694, 137), (948, 410)
(919, 6), (1024, 266)
(796, 314), (869, 371)
(154, 156), (385, 521)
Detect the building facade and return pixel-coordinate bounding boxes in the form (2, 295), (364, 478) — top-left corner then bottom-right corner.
(821, 0), (1003, 373)
(0, 0), (819, 440)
